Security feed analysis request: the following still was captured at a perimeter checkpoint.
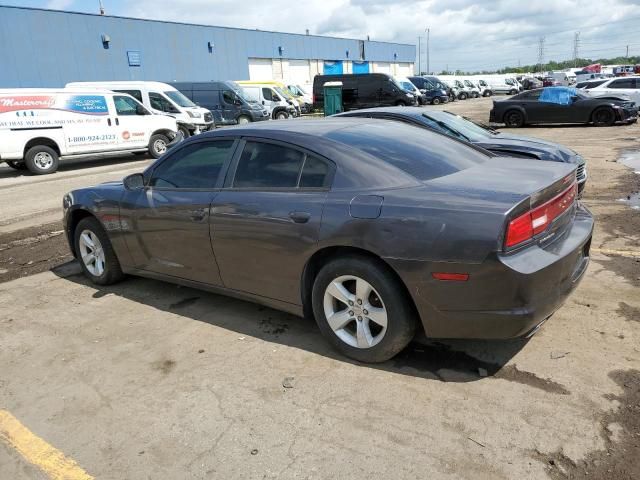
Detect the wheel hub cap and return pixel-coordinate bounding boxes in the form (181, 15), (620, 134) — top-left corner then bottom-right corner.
(154, 140), (167, 154)
(323, 275), (388, 349)
(34, 152), (53, 170)
(78, 229), (105, 276)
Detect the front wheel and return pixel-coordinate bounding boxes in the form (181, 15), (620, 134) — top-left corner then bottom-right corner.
(458, 93), (468, 100)
(431, 97), (441, 105)
(178, 125), (191, 139)
(24, 145), (59, 175)
(237, 115), (251, 124)
(5, 161), (27, 170)
(148, 133), (169, 159)
(504, 110), (525, 128)
(74, 217), (124, 286)
(311, 256), (416, 363)
(592, 107), (615, 127)
(275, 110), (289, 120)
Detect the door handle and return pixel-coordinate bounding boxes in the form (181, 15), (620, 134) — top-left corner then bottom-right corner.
(189, 208), (207, 222)
(115, 118), (120, 126)
(107, 118), (112, 126)
(289, 211), (310, 223)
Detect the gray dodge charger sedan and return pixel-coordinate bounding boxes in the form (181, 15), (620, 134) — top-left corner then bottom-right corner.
(62, 118), (593, 363)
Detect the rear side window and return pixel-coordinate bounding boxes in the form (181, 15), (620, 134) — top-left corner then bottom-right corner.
(114, 89), (143, 102)
(192, 91), (218, 106)
(300, 155), (331, 188)
(150, 140), (235, 189)
(234, 142), (304, 188)
(326, 123), (488, 181)
(609, 78), (636, 89)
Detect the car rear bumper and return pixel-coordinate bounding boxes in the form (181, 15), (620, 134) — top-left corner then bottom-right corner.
(388, 203), (593, 339)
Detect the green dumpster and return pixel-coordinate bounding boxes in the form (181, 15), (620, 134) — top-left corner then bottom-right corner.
(323, 81), (343, 116)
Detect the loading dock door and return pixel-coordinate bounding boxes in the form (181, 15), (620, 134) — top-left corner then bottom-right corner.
(288, 59), (311, 84)
(248, 58), (274, 80)
(323, 61), (343, 75)
(352, 61), (370, 74)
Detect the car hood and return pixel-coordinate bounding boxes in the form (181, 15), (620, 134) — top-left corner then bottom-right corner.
(476, 133), (582, 164)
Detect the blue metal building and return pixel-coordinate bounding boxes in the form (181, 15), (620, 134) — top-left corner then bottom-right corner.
(0, 5), (416, 88)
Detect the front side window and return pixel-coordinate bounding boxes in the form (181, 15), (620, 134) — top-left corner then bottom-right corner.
(222, 90), (238, 105)
(233, 142), (304, 188)
(262, 88), (274, 101)
(114, 89), (143, 102)
(150, 140), (235, 189)
(113, 95), (145, 115)
(149, 92), (178, 113)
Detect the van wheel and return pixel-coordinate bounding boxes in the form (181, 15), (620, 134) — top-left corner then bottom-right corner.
(431, 97), (441, 105)
(312, 255), (416, 363)
(178, 126), (191, 138)
(24, 145), (59, 175)
(458, 93), (467, 100)
(275, 111), (289, 120)
(6, 161), (27, 170)
(148, 134), (169, 159)
(237, 115), (251, 124)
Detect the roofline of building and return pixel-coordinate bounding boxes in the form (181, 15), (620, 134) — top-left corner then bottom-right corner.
(0, 4), (415, 49)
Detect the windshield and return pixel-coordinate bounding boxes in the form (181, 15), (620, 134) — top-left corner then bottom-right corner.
(227, 82), (254, 103)
(275, 86), (292, 99)
(422, 111), (496, 142)
(464, 80), (474, 87)
(399, 80), (415, 91)
(479, 80), (487, 86)
(389, 78), (406, 91)
(455, 80), (464, 88)
(164, 90), (196, 108)
(297, 84), (309, 94)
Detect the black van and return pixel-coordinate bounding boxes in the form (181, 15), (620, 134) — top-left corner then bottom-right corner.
(312, 73), (418, 111)
(171, 81), (270, 125)
(407, 76), (450, 105)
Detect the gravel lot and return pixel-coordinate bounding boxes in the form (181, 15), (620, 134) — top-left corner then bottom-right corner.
(1, 97), (639, 480)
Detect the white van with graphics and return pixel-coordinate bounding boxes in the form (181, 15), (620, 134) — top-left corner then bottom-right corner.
(66, 81), (214, 138)
(0, 89), (178, 174)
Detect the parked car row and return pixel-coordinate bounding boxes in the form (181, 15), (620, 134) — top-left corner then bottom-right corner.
(62, 113), (593, 363)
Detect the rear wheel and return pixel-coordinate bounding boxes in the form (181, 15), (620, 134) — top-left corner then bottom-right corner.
(5, 161), (27, 170)
(74, 217), (124, 286)
(458, 92), (468, 100)
(592, 107), (615, 127)
(509, 89), (518, 95)
(275, 110), (289, 120)
(24, 145), (59, 175)
(431, 97), (441, 105)
(237, 115), (251, 124)
(148, 133), (169, 159)
(504, 109), (525, 128)
(312, 256), (416, 363)
(395, 101), (407, 106)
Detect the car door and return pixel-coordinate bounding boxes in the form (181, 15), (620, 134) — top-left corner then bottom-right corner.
(604, 78), (639, 104)
(513, 90), (547, 123)
(120, 138), (238, 285)
(220, 89), (240, 123)
(112, 94), (152, 148)
(210, 139), (333, 304)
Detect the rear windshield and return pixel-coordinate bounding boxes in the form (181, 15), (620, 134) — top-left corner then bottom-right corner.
(326, 122), (489, 181)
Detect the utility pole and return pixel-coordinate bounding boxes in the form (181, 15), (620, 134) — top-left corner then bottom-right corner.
(98, 0), (105, 15)
(426, 27), (430, 75)
(537, 36), (545, 74)
(573, 32), (580, 68)
(626, 45), (630, 59)
(417, 36), (421, 75)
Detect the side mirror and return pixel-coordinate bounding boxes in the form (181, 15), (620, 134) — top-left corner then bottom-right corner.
(124, 173), (145, 190)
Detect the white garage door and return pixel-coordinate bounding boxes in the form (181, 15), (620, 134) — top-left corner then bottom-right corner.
(248, 58), (274, 81)
(374, 62), (391, 74)
(396, 63), (413, 77)
(287, 59), (310, 84)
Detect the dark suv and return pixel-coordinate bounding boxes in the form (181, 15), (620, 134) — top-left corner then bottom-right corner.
(312, 73), (418, 111)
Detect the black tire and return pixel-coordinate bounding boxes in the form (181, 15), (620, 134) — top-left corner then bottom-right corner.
(592, 107), (615, 127)
(395, 101), (407, 106)
(275, 110), (289, 120)
(74, 216), (124, 286)
(509, 89), (518, 95)
(24, 145), (59, 175)
(458, 92), (467, 100)
(178, 125), (191, 139)
(311, 255), (416, 363)
(148, 133), (170, 159)
(504, 109), (525, 128)
(431, 97), (441, 105)
(237, 115), (251, 125)
(5, 161), (27, 170)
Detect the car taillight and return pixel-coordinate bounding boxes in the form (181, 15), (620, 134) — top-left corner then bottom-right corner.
(505, 182), (578, 248)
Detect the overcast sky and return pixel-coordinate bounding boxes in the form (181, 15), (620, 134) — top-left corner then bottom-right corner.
(8, 0), (640, 72)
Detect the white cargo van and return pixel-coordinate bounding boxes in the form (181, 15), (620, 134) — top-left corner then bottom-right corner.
(66, 81), (214, 138)
(0, 89), (178, 174)
(239, 85), (296, 119)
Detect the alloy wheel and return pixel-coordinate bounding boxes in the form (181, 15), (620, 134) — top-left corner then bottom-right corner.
(78, 229), (105, 276)
(323, 275), (388, 349)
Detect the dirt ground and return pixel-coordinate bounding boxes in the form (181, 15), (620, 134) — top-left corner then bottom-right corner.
(0, 98), (639, 479)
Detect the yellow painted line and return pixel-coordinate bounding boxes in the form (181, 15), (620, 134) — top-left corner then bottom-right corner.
(0, 409), (93, 480)
(592, 247), (640, 258)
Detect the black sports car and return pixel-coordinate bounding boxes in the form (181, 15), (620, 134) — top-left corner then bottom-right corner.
(62, 119), (592, 363)
(335, 107), (587, 194)
(489, 87), (638, 127)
